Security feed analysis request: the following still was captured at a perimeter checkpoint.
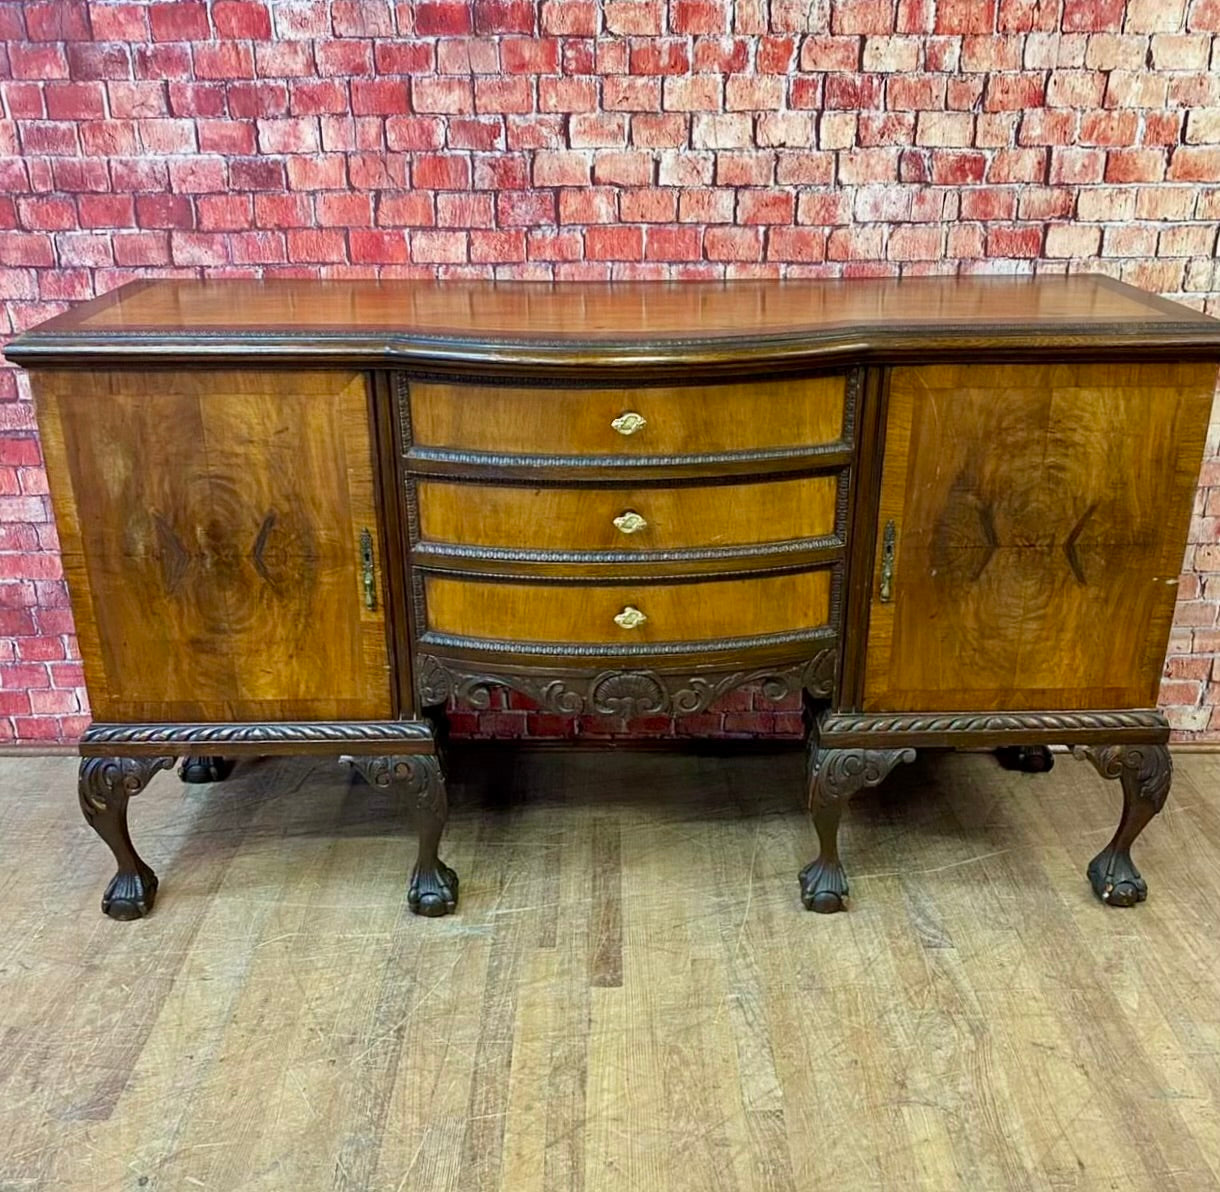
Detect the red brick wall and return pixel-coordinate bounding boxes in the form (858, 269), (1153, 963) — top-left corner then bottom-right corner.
(2, 0), (1219, 744)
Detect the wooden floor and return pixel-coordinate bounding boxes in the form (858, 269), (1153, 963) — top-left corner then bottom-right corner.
(2, 747), (1220, 1190)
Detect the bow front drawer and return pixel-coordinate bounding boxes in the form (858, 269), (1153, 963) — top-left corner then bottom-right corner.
(421, 570), (834, 648)
(407, 375), (848, 463)
(415, 474), (841, 555)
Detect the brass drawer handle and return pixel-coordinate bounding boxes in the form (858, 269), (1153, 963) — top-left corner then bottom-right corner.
(879, 520), (895, 603)
(612, 510), (648, 535)
(611, 411), (646, 436)
(360, 527), (377, 611)
(614, 605), (647, 630)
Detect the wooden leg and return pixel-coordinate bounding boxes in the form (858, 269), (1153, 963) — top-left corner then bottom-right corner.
(178, 756), (236, 783)
(994, 745), (1054, 773)
(342, 753), (458, 918)
(1075, 744), (1171, 907)
(78, 756), (175, 920)
(799, 731), (916, 914)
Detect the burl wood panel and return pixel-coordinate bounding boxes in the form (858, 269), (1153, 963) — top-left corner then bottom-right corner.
(34, 370), (392, 722)
(416, 474), (839, 552)
(409, 375), (846, 456)
(424, 570), (832, 645)
(864, 362), (1216, 713)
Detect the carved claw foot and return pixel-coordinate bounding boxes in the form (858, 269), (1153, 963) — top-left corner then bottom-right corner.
(102, 862), (159, 921)
(799, 855), (849, 914)
(800, 728), (915, 915)
(1086, 846), (1147, 907)
(78, 755), (174, 920)
(995, 745), (1054, 773)
(178, 755), (235, 784)
(410, 859), (459, 918)
(1074, 743), (1170, 908)
(342, 752), (457, 918)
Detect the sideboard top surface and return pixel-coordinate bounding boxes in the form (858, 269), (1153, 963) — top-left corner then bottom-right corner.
(8, 274), (1220, 373)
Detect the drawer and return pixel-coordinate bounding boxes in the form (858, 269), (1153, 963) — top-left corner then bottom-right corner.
(423, 570), (833, 646)
(415, 474), (840, 553)
(408, 375), (847, 458)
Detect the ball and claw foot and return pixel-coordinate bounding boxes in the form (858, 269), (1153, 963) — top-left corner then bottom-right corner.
(341, 751), (458, 918)
(995, 745), (1054, 773)
(410, 861), (459, 918)
(1075, 743), (1170, 910)
(799, 857), (849, 914)
(79, 754), (174, 921)
(1087, 846), (1148, 908)
(102, 862), (159, 921)
(178, 755), (235, 784)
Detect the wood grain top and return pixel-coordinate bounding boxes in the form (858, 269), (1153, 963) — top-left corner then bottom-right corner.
(8, 274), (1220, 373)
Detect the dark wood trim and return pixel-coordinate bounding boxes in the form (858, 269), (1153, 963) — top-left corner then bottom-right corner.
(417, 625), (838, 661)
(80, 721), (437, 757)
(818, 709), (1170, 749)
(403, 443), (856, 484)
(409, 542), (844, 581)
(369, 371), (414, 719)
(416, 648), (835, 716)
(838, 364), (889, 710)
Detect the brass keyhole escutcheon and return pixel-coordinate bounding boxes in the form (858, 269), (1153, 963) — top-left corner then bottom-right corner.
(360, 527), (377, 611)
(613, 510), (648, 535)
(879, 520), (896, 603)
(611, 411), (646, 436)
(614, 605), (647, 630)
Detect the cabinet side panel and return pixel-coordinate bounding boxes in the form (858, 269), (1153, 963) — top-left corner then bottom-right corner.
(864, 361), (1216, 713)
(31, 369), (392, 722)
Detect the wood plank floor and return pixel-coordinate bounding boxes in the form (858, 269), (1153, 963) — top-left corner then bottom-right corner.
(2, 746), (1220, 1190)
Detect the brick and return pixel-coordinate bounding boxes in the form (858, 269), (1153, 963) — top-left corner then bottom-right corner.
(726, 76), (784, 110)
(737, 189), (795, 224)
(539, 78), (597, 112)
(414, 78), (474, 115)
(832, 0), (896, 34)
(1105, 148), (1167, 183)
(592, 151), (653, 186)
(1169, 147), (1220, 181)
(863, 37), (921, 72)
(1044, 224), (1102, 257)
(351, 80), (410, 116)
(987, 225), (1044, 256)
(586, 225), (643, 258)
(1063, 0), (1125, 30)
(645, 225), (702, 259)
(1049, 147), (1105, 184)
(705, 226), (763, 260)
(663, 76), (722, 111)
(768, 226), (828, 261)
(604, 1), (663, 33)
(542, 1), (599, 34)
(213, 1), (272, 37)
(533, 151), (591, 186)
(936, 0), (996, 32)
(148, 2), (211, 41)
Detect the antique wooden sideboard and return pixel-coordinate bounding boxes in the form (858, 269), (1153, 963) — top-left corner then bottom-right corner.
(7, 276), (1219, 920)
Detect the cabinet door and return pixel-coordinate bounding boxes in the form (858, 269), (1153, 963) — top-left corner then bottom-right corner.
(35, 369), (392, 722)
(862, 362), (1215, 713)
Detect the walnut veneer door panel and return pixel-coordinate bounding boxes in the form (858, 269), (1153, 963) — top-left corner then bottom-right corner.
(409, 375), (846, 457)
(424, 570), (832, 646)
(863, 362), (1216, 712)
(34, 369), (392, 722)
(416, 474), (840, 552)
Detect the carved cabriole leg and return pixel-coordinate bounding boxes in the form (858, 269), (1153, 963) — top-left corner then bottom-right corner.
(178, 756), (235, 784)
(78, 755), (175, 920)
(342, 754), (457, 918)
(1074, 743), (1171, 908)
(799, 732), (916, 914)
